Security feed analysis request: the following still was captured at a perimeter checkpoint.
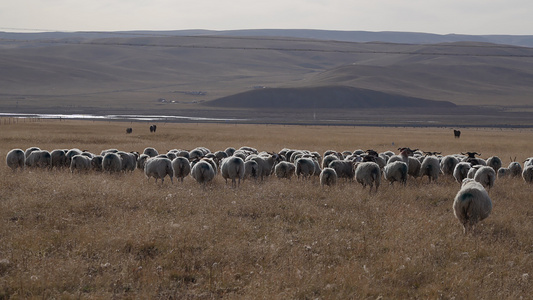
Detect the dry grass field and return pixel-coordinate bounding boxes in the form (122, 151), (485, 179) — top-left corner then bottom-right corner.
(0, 119), (532, 299)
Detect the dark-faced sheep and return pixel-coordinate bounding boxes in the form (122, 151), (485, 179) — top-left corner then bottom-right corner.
(453, 178), (492, 234)
(6, 149), (25, 171)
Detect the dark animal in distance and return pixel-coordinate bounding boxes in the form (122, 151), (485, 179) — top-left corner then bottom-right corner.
(126, 128), (132, 134)
(454, 130), (461, 138)
(149, 124), (157, 133)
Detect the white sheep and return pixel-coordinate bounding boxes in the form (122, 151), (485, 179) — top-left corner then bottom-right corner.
(383, 161), (408, 186)
(70, 154), (91, 173)
(453, 162), (471, 184)
(497, 167), (510, 179)
(473, 166), (496, 190)
(295, 157), (316, 179)
(486, 156), (502, 173)
(91, 155), (104, 172)
(6, 149), (25, 171)
(24, 147), (40, 159)
(220, 156), (245, 187)
(440, 155), (459, 176)
(144, 157), (174, 184)
(467, 165), (481, 179)
(65, 148), (82, 164)
(25, 150), (51, 169)
(319, 167), (338, 187)
(137, 154), (150, 170)
(453, 178), (492, 234)
(419, 155), (440, 183)
(102, 152), (122, 173)
(328, 160), (355, 181)
(190, 160), (216, 185)
(508, 162), (522, 177)
(50, 149), (68, 169)
(244, 160), (260, 181)
(171, 156), (191, 182)
(143, 147), (159, 157)
(274, 161), (296, 180)
(117, 151), (137, 172)
(354, 162), (381, 192)
(523, 165), (533, 184)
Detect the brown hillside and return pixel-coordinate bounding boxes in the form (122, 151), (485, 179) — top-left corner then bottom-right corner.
(204, 86), (457, 109)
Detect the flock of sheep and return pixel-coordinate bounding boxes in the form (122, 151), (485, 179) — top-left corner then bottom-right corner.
(5, 145), (533, 233)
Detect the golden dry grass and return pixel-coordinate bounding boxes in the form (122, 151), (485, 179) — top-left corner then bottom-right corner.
(0, 119), (532, 299)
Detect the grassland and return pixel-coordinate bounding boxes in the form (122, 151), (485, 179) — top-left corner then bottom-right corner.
(0, 119), (532, 299)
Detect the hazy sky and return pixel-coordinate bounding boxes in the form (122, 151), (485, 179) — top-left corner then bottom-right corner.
(1, 0), (531, 35)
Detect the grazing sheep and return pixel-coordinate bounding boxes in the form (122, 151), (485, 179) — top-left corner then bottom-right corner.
(70, 154), (91, 173)
(102, 152), (122, 173)
(407, 157), (422, 178)
(100, 149), (119, 156)
(486, 156), (502, 172)
(319, 168), (338, 187)
(6, 149), (25, 171)
(220, 156), (245, 187)
(65, 148), (82, 164)
(467, 165), (482, 179)
(295, 157), (316, 179)
(508, 161), (522, 178)
(91, 155), (104, 172)
(322, 154), (339, 169)
(244, 160), (260, 181)
(246, 154), (278, 181)
(274, 161), (296, 180)
(144, 157), (173, 184)
(50, 149), (68, 169)
(190, 160), (216, 185)
(419, 155), (440, 183)
(453, 178), (492, 234)
(25, 150), (51, 168)
(497, 167), (511, 179)
(136, 154), (150, 170)
(224, 147), (236, 157)
(473, 166), (496, 190)
(117, 151), (136, 172)
(440, 155), (459, 176)
(143, 147), (159, 157)
(354, 162), (381, 192)
(453, 162), (471, 184)
(328, 160), (355, 180)
(24, 147), (40, 159)
(522, 165), (533, 184)
(383, 161), (408, 186)
(149, 124), (157, 133)
(171, 157), (191, 182)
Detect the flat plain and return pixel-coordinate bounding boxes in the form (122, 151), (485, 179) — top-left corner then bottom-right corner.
(0, 119), (532, 299)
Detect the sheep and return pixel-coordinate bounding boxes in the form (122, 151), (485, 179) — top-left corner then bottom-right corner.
(508, 161), (522, 178)
(419, 155), (440, 183)
(190, 160), (216, 185)
(473, 166), (496, 190)
(522, 165), (533, 184)
(6, 149), (25, 171)
(117, 151), (136, 172)
(440, 155), (459, 176)
(143, 147), (159, 157)
(319, 168), (337, 187)
(467, 165), (482, 179)
(70, 154), (91, 173)
(220, 156), (245, 187)
(25, 150), (51, 169)
(497, 167), (511, 179)
(24, 147), (40, 159)
(453, 162), (471, 184)
(144, 157), (173, 184)
(328, 159), (355, 180)
(453, 178), (492, 234)
(407, 157), (422, 178)
(461, 152), (486, 166)
(295, 157), (316, 179)
(243, 160), (260, 181)
(274, 161), (296, 180)
(354, 162), (381, 192)
(102, 152), (122, 173)
(50, 149), (68, 169)
(383, 161), (408, 186)
(65, 148), (82, 164)
(91, 155), (104, 172)
(136, 154), (150, 170)
(246, 154), (278, 181)
(486, 156), (502, 173)
(224, 147), (236, 157)
(171, 156), (191, 182)
(322, 154), (339, 169)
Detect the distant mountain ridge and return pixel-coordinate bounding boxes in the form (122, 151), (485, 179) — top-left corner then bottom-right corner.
(2, 29), (533, 47)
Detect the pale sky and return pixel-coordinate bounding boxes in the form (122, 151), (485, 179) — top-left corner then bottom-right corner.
(1, 0), (532, 35)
